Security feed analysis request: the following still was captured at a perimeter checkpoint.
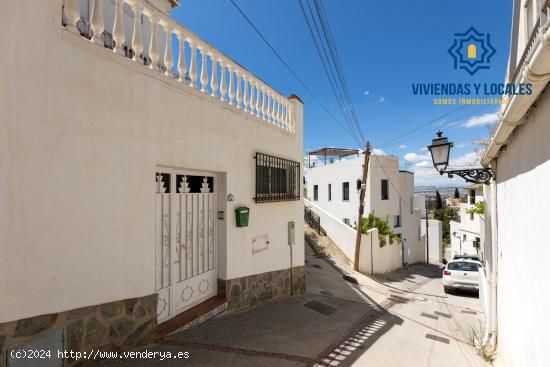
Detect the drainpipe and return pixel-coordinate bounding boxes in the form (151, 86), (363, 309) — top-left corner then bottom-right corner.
(488, 161), (499, 345)
(482, 161), (499, 346)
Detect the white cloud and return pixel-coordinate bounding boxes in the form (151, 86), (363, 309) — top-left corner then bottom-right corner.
(377, 96), (386, 103)
(398, 144), (407, 149)
(404, 152), (430, 162)
(455, 142), (468, 148)
(462, 112), (499, 128)
(372, 148), (386, 155)
(449, 151), (482, 167)
(415, 160), (432, 167)
(409, 151), (483, 186)
(364, 90), (370, 96)
(420, 147), (428, 152)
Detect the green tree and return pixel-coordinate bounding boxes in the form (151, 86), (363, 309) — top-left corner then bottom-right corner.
(433, 206), (458, 247)
(435, 190), (443, 209)
(466, 201), (485, 215)
(361, 213), (400, 247)
(453, 188), (460, 199)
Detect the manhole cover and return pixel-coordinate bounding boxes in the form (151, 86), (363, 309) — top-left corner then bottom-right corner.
(303, 300), (337, 316)
(421, 312), (438, 320)
(425, 333), (450, 344)
(461, 310), (477, 315)
(389, 295), (408, 304)
(312, 264), (322, 269)
(434, 311), (452, 318)
(320, 290), (333, 296)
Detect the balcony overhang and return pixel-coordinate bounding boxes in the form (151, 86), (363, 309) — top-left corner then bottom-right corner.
(482, 14), (550, 167)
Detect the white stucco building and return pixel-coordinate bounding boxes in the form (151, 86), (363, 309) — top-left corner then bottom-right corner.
(0, 0), (304, 361)
(480, 1), (550, 366)
(306, 151), (425, 266)
(449, 187), (484, 259)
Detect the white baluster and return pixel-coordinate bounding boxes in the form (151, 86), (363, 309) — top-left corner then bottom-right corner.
(255, 82), (261, 117)
(273, 95), (278, 123)
(163, 24), (173, 76)
(113, 0), (126, 55)
(148, 15), (159, 70)
(188, 40), (197, 88)
(235, 71), (242, 108)
(249, 81), (255, 114)
(277, 97), (283, 127)
(273, 97), (278, 125)
(176, 33), (187, 82)
(219, 61), (227, 101)
(64, 0), (81, 34)
(199, 45), (208, 93)
(90, 0), (104, 45)
(278, 97), (283, 126)
(227, 65), (234, 106)
(288, 102), (294, 132)
(243, 76), (249, 112)
(261, 87), (267, 120)
(268, 91), (274, 122)
(283, 98), (289, 130)
(210, 55), (218, 97)
(131, 0), (144, 62)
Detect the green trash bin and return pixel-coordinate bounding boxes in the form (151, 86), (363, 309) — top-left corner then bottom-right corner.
(235, 207), (250, 228)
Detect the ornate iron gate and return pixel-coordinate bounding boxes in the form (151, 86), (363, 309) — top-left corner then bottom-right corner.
(155, 169), (217, 323)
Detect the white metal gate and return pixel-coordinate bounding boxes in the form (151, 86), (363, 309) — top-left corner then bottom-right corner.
(155, 169), (217, 323)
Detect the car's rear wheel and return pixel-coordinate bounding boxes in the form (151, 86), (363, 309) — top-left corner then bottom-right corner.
(444, 286), (451, 294)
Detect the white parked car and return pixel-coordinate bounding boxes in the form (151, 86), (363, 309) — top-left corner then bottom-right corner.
(442, 260), (483, 294)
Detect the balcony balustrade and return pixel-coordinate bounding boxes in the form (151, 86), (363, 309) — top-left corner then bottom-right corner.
(62, 0), (294, 133)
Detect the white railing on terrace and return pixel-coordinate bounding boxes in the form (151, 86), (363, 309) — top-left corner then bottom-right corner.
(62, 0), (294, 133)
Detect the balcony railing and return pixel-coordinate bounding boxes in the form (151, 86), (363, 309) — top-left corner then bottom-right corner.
(511, 17), (541, 85)
(61, 0), (295, 133)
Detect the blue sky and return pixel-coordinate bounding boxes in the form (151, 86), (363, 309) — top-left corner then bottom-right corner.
(172, 0), (513, 186)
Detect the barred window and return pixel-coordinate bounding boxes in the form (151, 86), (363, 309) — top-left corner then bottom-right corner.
(255, 153), (300, 203)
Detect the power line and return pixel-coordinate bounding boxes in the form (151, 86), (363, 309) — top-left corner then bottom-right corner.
(298, 0), (366, 144)
(378, 105), (469, 148)
(379, 105), (493, 149)
(297, 0), (361, 144)
(312, 0), (364, 142)
(228, 0), (363, 146)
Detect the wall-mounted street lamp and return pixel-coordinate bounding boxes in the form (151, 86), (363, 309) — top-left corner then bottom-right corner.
(427, 131), (493, 185)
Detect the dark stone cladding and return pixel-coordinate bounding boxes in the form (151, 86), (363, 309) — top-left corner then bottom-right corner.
(0, 294), (157, 366)
(218, 266), (306, 313)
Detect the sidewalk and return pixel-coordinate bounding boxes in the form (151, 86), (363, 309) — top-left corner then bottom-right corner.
(88, 225), (489, 366)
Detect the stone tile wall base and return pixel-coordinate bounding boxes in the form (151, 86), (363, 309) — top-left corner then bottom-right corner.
(167, 302), (228, 337)
(218, 266), (306, 313)
(0, 294), (158, 367)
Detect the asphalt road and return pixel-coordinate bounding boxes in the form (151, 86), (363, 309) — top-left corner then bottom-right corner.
(86, 231), (489, 367)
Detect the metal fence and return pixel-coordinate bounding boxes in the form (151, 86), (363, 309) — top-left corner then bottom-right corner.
(254, 153), (301, 203)
(304, 206), (322, 234)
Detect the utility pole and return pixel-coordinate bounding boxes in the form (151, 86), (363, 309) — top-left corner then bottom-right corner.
(354, 142), (371, 271)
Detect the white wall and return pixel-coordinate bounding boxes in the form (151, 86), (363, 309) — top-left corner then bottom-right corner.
(490, 84), (550, 367)
(421, 219), (442, 264)
(358, 228), (402, 274)
(448, 194), (484, 259)
(306, 158), (362, 225)
(305, 199), (357, 262)
(305, 200), (405, 274)
(397, 171), (424, 265)
(306, 155), (400, 226)
(0, 1), (303, 323)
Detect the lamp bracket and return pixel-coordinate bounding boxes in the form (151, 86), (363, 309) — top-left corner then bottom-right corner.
(438, 168), (493, 185)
